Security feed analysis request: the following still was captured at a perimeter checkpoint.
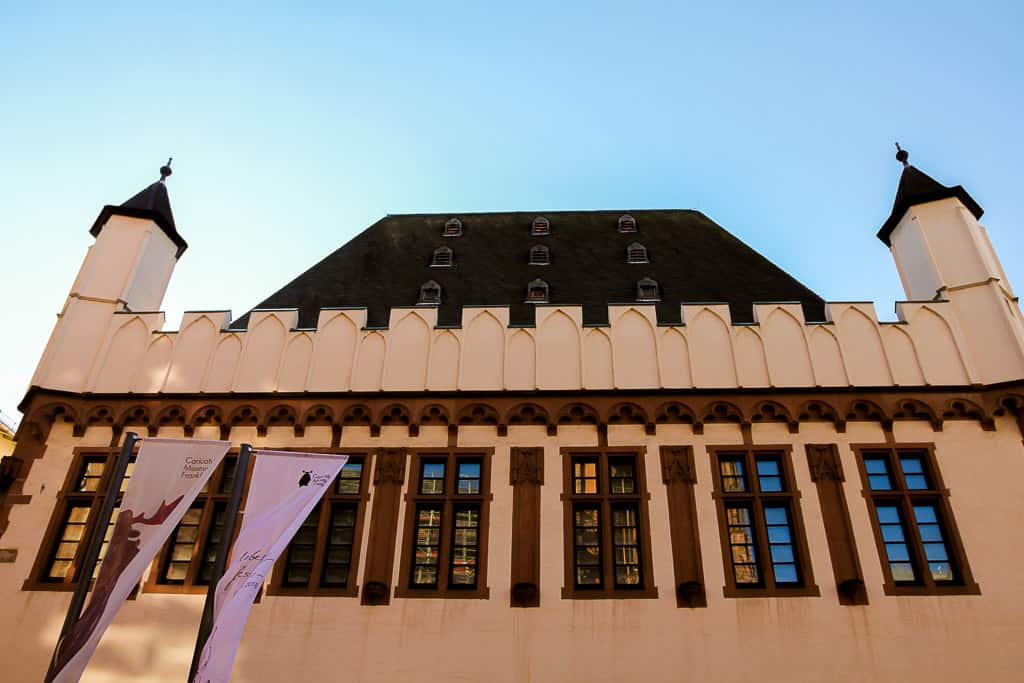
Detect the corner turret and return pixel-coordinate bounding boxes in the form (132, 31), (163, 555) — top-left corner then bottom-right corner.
(880, 146), (1024, 384)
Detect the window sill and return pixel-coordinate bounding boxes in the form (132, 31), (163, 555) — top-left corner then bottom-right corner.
(561, 586), (659, 600)
(394, 585), (491, 599)
(882, 582), (981, 597)
(722, 584), (821, 599)
(265, 584), (359, 598)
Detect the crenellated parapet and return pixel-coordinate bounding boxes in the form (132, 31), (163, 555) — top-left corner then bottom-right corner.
(28, 297), (1018, 398)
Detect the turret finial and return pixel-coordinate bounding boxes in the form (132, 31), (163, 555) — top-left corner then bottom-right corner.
(159, 157), (173, 182)
(894, 143), (909, 168)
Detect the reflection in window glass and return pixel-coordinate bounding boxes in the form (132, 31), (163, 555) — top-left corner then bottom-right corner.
(913, 504), (954, 582)
(412, 506), (443, 586)
(765, 506), (798, 584)
(756, 457), (783, 492)
(720, 458), (746, 492)
(876, 504), (915, 583)
(420, 462), (446, 495)
(864, 456), (892, 490)
(900, 455), (929, 490)
(573, 460), (599, 494)
(457, 462), (482, 495)
(609, 458), (636, 494)
(450, 506), (480, 586)
(726, 505), (759, 585)
(612, 505), (641, 586)
(574, 506), (602, 586)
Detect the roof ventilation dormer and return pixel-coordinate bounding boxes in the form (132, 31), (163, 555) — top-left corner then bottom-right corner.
(432, 246), (453, 267)
(626, 242), (648, 264)
(443, 218), (463, 237)
(618, 214), (637, 233)
(526, 278), (549, 303)
(529, 244), (550, 266)
(637, 277), (660, 302)
(419, 280), (442, 305)
(531, 216), (550, 236)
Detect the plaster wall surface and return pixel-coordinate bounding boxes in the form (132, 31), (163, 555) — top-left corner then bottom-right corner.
(1, 419), (1022, 682)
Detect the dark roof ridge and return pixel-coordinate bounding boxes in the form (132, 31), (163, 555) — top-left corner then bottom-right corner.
(385, 208), (705, 218)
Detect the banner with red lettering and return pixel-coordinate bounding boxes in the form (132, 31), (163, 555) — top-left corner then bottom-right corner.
(48, 438), (230, 683)
(192, 450), (349, 683)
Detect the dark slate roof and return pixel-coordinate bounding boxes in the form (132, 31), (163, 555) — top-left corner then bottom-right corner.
(233, 210), (826, 329)
(89, 180), (188, 257)
(877, 165), (983, 246)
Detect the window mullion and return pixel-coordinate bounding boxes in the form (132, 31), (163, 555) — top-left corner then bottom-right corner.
(186, 499), (215, 586)
(439, 497), (454, 592)
(309, 500), (331, 591)
(752, 496), (775, 590)
(902, 494), (933, 588)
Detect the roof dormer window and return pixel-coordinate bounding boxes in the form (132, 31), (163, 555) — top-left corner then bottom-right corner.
(432, 246), (453, 267)
(526, 278), (549, 303)
(637, 277), (660, 302)
(529, 244), (550, 265)
(443, 218), (463, 237)
(419, 280), (442, 305)
(531, 216), (550, 236)
(626, 242), (648, 264)
(618, 214), (637, 233)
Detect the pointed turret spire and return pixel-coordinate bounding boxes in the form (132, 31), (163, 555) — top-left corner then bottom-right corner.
(877, 146), (983, 246)
(88, 159), (188, 257)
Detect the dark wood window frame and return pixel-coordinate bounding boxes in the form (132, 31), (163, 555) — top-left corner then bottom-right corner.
(143, 452), (242, 595)
(395, 448), (493, 599)
(708, 445), (819, 598)
(266, 449), (373, 598)
(25, 446), (139, 591)
(852, 443), (980, 597)
(560, 446), (658, 600)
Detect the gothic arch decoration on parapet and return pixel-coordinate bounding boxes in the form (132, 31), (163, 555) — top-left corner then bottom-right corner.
(33, 402), (79, 432)
(118, 405), (152, 430)
(341, 404), (372, 426)
(607, 402), (651, 433)
(457, 403), (500, 426)
(845, 399), (890, 429)
(191, 404), (227, 438)
(227, 405), (261, 437)
(891, 399), (942, 431)
(266, 404), (300, 434)
(155, 405), (188, 436)
(796, 400), (845, 432)
(83, 405), (116, 430)
(302, 404), (335, 427)
(379, 404), (411, 426)
(700, 401), (745, 427)
(940, 399), (994, 431)
(419, 404), (450, 426)
(992, 393), (1024, 417)
(751, 400), (798, 434)
(191, 405), (225, 428)
(654, 401), (697, 426)
(506, 403), (550, 427)
(557, 402), (600, 425)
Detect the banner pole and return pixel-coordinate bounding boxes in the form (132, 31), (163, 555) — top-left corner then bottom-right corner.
(47, 430), (138, 678)
(188, 443), (252, 682)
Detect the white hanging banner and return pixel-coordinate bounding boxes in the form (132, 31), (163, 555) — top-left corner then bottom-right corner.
(48, 438), (231, 683)
(193, 450), (349, 683)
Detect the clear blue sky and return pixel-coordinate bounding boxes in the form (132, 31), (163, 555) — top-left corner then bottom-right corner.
(1, 1), (1021, 421)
